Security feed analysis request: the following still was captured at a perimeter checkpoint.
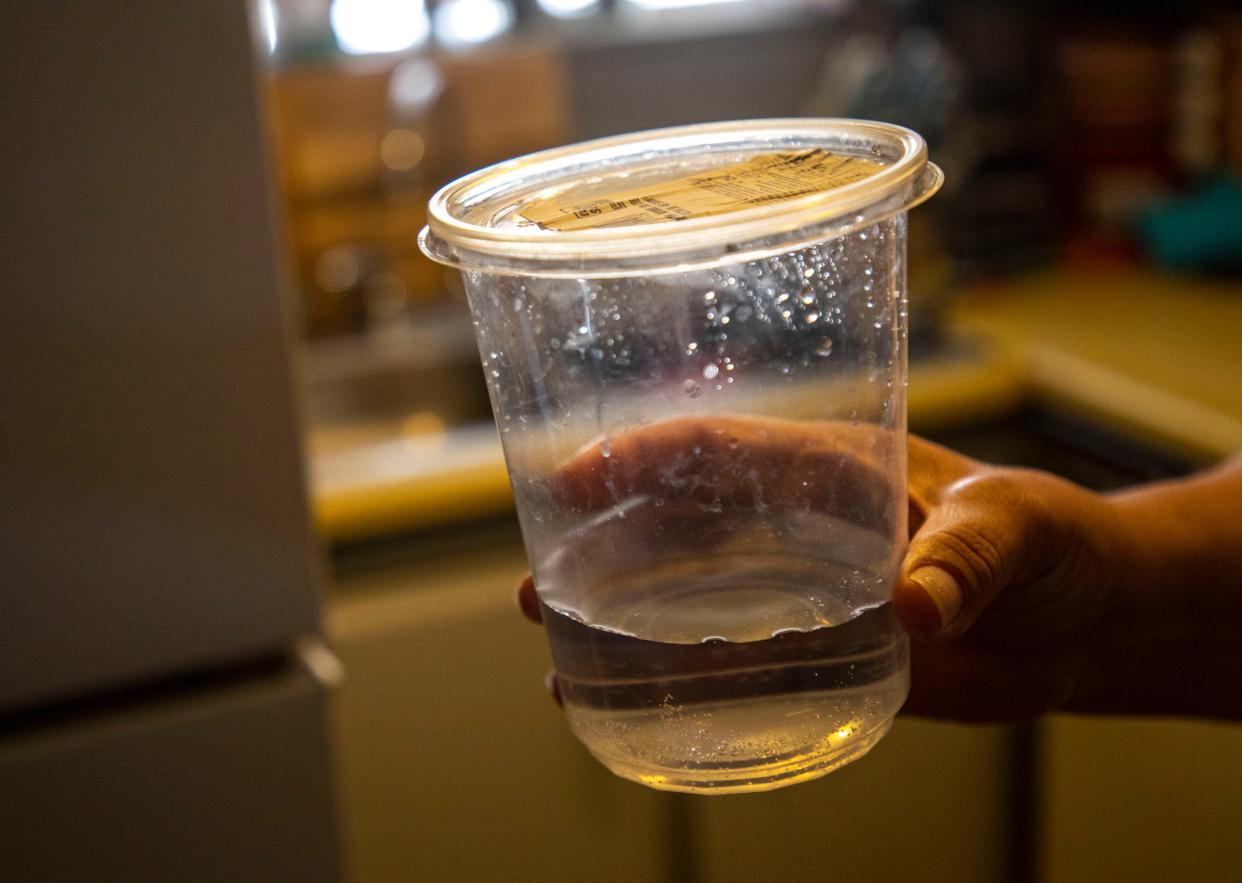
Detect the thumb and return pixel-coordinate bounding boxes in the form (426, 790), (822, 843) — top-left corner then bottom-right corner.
(895, 474), (1042, 641)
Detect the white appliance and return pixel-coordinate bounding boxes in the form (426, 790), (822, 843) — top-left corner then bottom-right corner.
(0, 3), (344, 880)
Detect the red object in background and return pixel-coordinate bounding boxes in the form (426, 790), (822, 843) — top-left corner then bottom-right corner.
(1059, 230), (1145, 271)
(1224, 15), (1242, 176)
(1054, 27), (1177, 251)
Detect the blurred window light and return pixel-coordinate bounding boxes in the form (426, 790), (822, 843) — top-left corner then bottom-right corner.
(390, 58), (445, 113)
(536, 0), (601, 18)
(623, 0), (747, 8)
(330, 0), (431, 55)
(315, 248), (362, 293)
(258, 0), (279, 54)
(433, 0), (514, 48)
(381, 129), (426, 171)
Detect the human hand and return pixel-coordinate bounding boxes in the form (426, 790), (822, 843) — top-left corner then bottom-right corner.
(893, 434), (1121, 721)
(517, 416), (1126, 723)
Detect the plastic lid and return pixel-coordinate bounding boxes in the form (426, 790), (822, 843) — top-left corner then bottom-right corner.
(419, 118), (942, 278)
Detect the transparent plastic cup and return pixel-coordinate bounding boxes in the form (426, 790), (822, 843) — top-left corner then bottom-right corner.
(420, 119), (941, 794)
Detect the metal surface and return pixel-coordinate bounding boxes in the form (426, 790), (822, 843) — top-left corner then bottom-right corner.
(0, 1), (327, 714)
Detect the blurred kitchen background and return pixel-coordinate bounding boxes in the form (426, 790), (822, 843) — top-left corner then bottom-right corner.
(3, 1), (1241, 882)
(271, 1), (1242, 880)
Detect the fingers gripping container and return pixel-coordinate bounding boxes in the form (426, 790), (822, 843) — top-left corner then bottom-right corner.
(421, 119), (941, 793)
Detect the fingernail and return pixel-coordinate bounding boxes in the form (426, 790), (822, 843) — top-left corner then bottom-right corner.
(515, 575), (542, 623)
(908, 566), (962, 630)
(544, 671), (563, 707)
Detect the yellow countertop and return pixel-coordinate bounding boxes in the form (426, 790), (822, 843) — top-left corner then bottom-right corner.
(950, 269), (1242, 463)
(311, 269), (1241, 542)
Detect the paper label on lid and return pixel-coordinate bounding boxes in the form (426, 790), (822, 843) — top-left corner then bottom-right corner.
(519, 149), (883, 232)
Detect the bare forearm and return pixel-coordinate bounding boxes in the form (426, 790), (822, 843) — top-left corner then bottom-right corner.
(1073, 458), (1242, 717)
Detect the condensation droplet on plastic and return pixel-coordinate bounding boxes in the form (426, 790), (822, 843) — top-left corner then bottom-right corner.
(702, 363), (719, 380)
(776, 292), (790, 304)
(800, 293), (815, 305)
(686, 341), (698, 354)
(703, 290), (717, 304)
(735, 304), (752, 321)
(815, 338), (833, 357)
(682, 379), (701, 398)
(803, 268), (815, 279)
(805, 311), (820, 323)
(549, 337), (560, 349)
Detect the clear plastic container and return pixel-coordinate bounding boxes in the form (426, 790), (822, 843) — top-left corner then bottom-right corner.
(420, 119), (941, 794)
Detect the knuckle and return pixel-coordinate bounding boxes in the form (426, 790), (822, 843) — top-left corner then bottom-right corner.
(924, 520), (1007, 596)
(947, 467), (1053, 542)
(951, 468), (1027, 504)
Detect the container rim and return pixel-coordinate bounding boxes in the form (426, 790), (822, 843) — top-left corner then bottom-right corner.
(420, 118), (940, 277)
